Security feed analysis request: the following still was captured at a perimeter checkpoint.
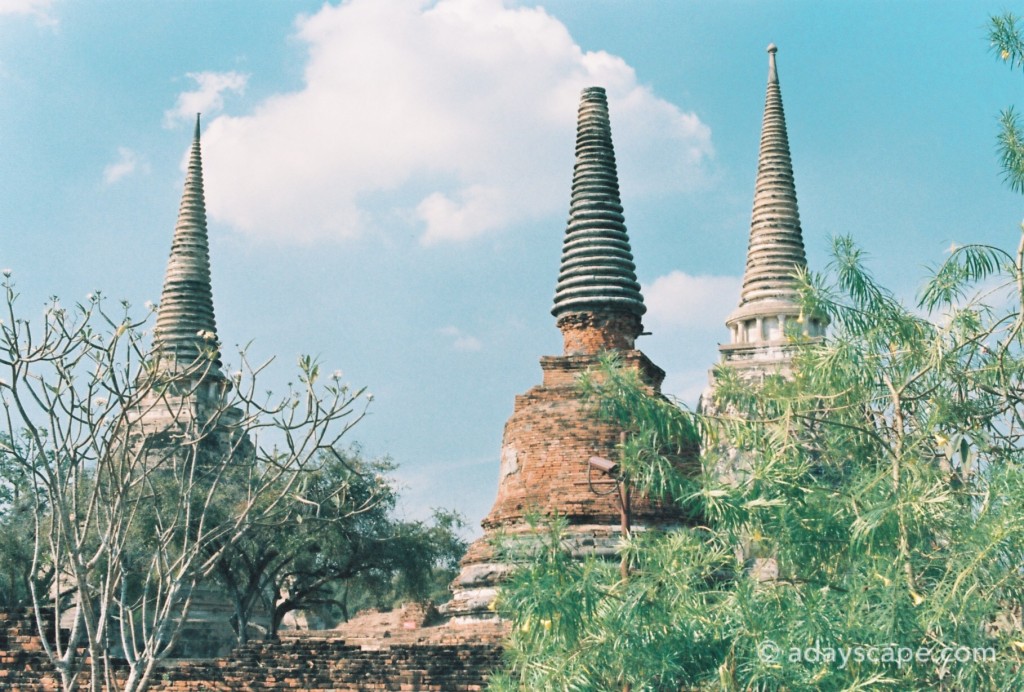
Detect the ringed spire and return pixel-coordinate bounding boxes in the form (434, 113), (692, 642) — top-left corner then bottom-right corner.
(720, 44), (825, 366)
(552, 87), (645, 321)
(734, 43), (808, 311)
(152, 114), (224, 379)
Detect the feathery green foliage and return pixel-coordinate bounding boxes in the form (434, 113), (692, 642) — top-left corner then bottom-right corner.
(992, 13), (1024, 194)
(494, 234), (1024, 689)
(493, 17), (1024, 690)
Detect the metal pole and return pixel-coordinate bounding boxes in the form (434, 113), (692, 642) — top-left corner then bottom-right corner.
(619, 480), (631, 581)
(617, 431), (630, 580)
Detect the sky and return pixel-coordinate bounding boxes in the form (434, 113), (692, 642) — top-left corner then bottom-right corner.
(0, 0), (1021, 534)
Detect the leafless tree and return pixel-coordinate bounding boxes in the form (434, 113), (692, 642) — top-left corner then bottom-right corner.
(0, 277), (371, 692)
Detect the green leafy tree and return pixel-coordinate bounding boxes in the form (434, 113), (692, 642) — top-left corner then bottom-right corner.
(491, 16), (1024, 689)
(493, 234), (1024, 689)
(0, 434), (40, 609)
(212, 446), (392, 642)
(329, 506), (467, 622)
(213, 446), (467, 641)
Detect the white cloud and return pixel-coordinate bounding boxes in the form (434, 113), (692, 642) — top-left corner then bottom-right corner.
(418, 184), (508, 245)
(200, 0), (713, 244)
(164, 71), (248, 127)
(103, 147), (148, 185)
(643, 271), (742, 331)
(0, 0), (56, 26)
(439, 325), (482, 352)
(660, 369), (714, 409)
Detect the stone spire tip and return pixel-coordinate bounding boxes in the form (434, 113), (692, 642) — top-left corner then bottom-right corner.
(729, 40), (806, 319)
(152, 116), (223, 379)
(552, 86), (644, 321)
(552, 86), (645, 353)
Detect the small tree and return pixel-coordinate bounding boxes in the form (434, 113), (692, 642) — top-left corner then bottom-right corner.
(0, 277), (370, 692)
(211, 446), (391, 642)
(327, 506), (468, 622)
(213, 446), (466, 641)
(0, 434), (38, 609)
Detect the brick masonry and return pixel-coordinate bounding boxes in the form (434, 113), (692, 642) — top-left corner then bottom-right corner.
(0, 609), (504, 691)
(481, 350), (677, 531)
(444, 326), (691, 619)
(556, 312), (643, 355)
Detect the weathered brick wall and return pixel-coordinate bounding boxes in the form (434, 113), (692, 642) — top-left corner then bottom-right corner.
(0, 610), (60, 690)
(480, 349), (678, 531)
(152, 637), (503, 691)
(446, 345), (689, 618)
(556, 312), (643, 355)
(0, 610), (504, 691)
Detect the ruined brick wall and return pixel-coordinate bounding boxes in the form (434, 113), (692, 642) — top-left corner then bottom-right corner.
(480, 350), (680, 531)
(0, 610), (503, 691)
(446, 348), (691, 619)
(0, 610), (60, 690)
(152, 637), (503, 691)
(556, 313), (642, 355)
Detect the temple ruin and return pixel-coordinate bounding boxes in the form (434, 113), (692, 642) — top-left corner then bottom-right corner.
(1, 44), (826, 688)
(445, 86), (690, 621)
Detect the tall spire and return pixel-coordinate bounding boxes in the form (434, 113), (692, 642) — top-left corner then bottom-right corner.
(444, 86), (676, 623)
(152, 114), (223, 379)
(722, 44), (824, 363)
(734, 44), (807, 310)
(552, 87), (645, 354)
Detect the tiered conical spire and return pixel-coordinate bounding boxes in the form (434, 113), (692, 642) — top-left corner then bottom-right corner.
(152, 114), (223, 379)
(552, 87), (645, 320)
(444, 85), (677, 623)
(720, 44), (824, 362)
(736, 44), (807, 309)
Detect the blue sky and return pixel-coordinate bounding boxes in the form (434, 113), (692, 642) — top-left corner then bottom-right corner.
(1, 0), (1020, 533)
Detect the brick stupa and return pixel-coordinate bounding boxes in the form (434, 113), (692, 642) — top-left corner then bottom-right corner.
(445, 87), (684, 621)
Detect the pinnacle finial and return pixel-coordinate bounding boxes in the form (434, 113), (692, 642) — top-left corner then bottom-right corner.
(552, 87), (645, 324)
(152, 118), (224, 380)
(729, 43), (807, 319)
